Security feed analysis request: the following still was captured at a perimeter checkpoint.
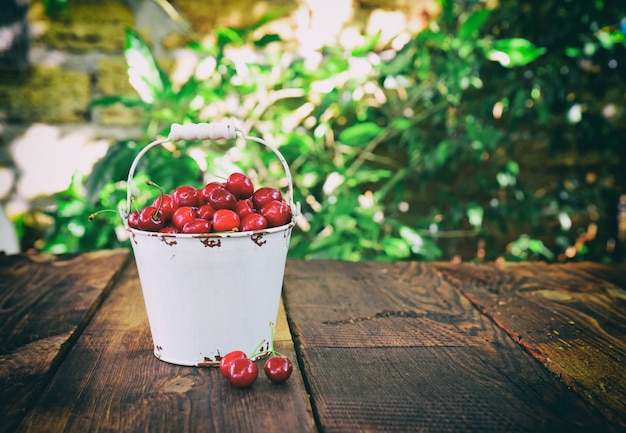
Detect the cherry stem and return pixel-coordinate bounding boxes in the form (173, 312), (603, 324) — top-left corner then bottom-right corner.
(249, 322), (285, 360)
(146, 180), (164, 221)
(88, 209), (117, 221)
(269, 321), (286, 357)
(209, 173), (228, 182)
(249, 338), (268, 360)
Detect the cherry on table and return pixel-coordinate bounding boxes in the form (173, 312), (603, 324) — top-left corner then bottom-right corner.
(219, 350), (248, 378)
(264, 356), (293, 384)
(228, 358), (258, 388)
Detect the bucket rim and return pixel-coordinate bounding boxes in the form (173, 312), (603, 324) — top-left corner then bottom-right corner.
(127, 219), (295, 239)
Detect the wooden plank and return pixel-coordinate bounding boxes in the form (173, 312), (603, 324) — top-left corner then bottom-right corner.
(15, 259), (316, 433)
(435, 261), (626, 428)
(283, 260), (621, 433)
(563, 261), (626, 288)
(0, 249), (130, 433)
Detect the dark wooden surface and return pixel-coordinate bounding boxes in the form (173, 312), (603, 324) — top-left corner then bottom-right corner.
(1, 250), (624, 432)
(0, 250), (129, 433)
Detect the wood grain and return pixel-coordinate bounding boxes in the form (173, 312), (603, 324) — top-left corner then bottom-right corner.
(15, 259), (316, 433)
(0, 249), (130, 433)
(283, 260), (621, 433)
(435, 261), (626, 428)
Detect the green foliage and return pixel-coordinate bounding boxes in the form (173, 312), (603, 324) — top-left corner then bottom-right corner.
(31, 0), (625, 262)
(41, 0), (69, 19)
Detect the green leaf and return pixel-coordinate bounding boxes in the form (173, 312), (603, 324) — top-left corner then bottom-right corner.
(246, 8), (290, 31)
(436, 140), (451, 166)
(440, 0), (455, 28)
(339, 122), (384, 146)
(466, 202), (484, 228)
(347, 168), (392, 186)
(391, 118), (411, 130)
(254, 33), (282, 47)
(141, 154), (202, 193)
(352, 30), (382, 57)
(380, 237), (411, 259)
(380, 41), (416, 76)
(175, 77), (202, 106)
(215, 27), (244, 48)
(42, 0), (69, 18)
(89, 95), (149, 109)
(508, 235), (555, 260)
(506, 160), (520, 176)
(125, 28), (171, 103)
(458, 8), (492, 40)
(484, 38), (547, 67)
(84, 140), (139, 203)
(399, 226), (443, 260)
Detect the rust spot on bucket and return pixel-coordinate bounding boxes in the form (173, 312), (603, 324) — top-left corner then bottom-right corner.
(161, 236), (177, 246)
(200, 238), (221, 248)
(197, 355), (220, 367)
(251, 233), (266, 247)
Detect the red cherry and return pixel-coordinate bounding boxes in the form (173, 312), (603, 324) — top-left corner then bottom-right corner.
(152, 194), (175, 221)
(199, 181), (224, 204)
(159, 226), (180, 234)
(264, 356), (293, 383)
(228, 358), (258, 388)
(172, 206), (197, 230)
(235, 198), (255, 219)
(212, 209), (240, 232)
(197, 203), (216, 220)
(172, 185), (200, 207)
(226, 173), (254, 199)
(127, 210), (140, 229)
(137, 206), (166, 231)
(252, 187), (283, 210)
(207, 186), (238, 211)
(259, 200), (292, 227)
(219, 350), (248, 378)
(240, 213), (268, 232)
(182, 218), (211, 234)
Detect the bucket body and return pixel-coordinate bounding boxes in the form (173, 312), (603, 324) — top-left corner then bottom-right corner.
(129, 223), (293, 366)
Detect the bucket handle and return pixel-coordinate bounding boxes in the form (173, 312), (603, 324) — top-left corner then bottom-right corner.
(120, 120), (300, 224)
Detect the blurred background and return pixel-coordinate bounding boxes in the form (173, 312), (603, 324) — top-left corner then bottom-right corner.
(0, 0), (624, 262)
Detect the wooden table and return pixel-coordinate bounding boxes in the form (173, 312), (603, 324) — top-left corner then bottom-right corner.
(1, 249), (625, 432)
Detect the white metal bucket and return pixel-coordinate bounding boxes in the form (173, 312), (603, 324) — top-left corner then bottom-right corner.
(120, 121), (299, 367)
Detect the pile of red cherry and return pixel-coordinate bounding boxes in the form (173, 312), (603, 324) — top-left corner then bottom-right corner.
(219, 350), (293, 388)
(219, 323), (293, 388)
(126, 172), (292, 234)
